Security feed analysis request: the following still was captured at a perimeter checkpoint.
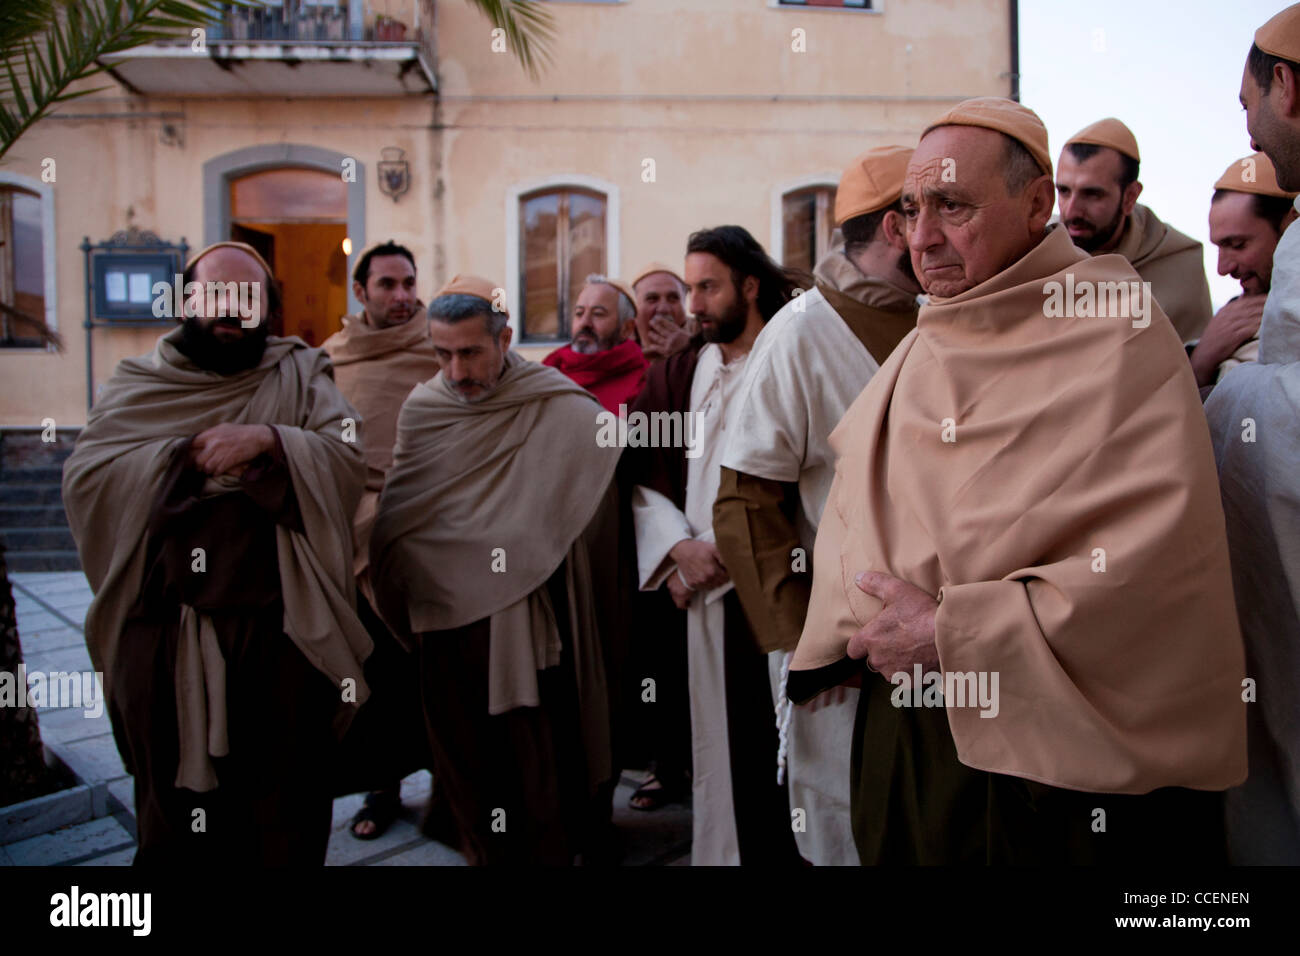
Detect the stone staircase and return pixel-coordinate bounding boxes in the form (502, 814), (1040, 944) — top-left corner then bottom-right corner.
(0, 429), (81, 572)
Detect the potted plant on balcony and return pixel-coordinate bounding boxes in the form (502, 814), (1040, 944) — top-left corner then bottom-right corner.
(374, 13), (406, 43)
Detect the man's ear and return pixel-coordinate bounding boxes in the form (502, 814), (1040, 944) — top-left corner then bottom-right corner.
(499, 324), (513, 351)
(621, 317), (637, 341)
(1120, 179), (1143, 217)
(880, 209), (909, 252)
(1025, 174), (1057, 234)
(352, 281), (366, 304)
(742, 274), (759, 306)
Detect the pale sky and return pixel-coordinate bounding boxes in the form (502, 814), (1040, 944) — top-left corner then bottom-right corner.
(1020, 0), (1290, 309)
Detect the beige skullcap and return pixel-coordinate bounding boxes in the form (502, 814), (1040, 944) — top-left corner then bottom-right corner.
(1255, 4), (1300, 62)
(923, 97), (1052, 177)
(1064, 117), (1140, 163)
(435, 274), (506, 314)
(834, 145), (914, 225)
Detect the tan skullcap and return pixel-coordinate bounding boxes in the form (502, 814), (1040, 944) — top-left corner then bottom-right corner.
(630, 262), (685, 290)
(186, 241), (274, 280)
(1064, 117), (1140, 163)
(435, 274), (506, 314)
(1255, 4), (1300, 62)
(924, 97), (1052, 177)
(834, 145), (914, 225)
(1214, 152), (1299, 198)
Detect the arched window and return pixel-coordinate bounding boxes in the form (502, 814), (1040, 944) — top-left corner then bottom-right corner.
(0, 184), (49, 348)
(510, 180), (616, 342)
(781, 184), (837, 273)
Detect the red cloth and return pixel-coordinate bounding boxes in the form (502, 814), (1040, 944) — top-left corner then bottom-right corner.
(542, 340), (648, 413)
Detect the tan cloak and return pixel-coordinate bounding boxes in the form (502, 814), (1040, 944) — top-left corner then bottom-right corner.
(369, 351), (622, 787)
(1110, 204), (1213, 343)
(321, 309), (440, 586)
(62, 329), (372, 791)
(794, 225), (1246, 795)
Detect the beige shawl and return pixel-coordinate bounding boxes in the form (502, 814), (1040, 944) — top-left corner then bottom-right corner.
(1111, 204), (1213, 343)
(369, 351), (621, 786)
(793, 225), (1246, 795)
(63, 329), (372, 791)
(322, 309), (440, 587)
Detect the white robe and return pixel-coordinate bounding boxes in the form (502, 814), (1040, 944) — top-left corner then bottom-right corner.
(722, 285), (885, 866)
(1206, 199), (1300, 863)
(633, 343), (759, 866)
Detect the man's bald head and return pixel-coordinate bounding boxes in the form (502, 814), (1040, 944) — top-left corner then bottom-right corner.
(902, 125), (1055, 298)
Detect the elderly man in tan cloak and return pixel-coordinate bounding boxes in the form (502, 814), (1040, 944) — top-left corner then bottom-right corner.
(790, 98), (1247, 864)
(713, 145), (920, 866)
(63, 242), (370, 865)
(1056, 118), (1213, 343)
(322, 240), (439, 840)
(369, 275), (623, 865)
(1206, 2), (1300, 864)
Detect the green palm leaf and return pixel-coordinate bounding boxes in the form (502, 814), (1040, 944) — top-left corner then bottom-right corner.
(462, 0), (556, 79)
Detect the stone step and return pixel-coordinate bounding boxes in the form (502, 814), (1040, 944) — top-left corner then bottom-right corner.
(0, 466), (64, 484)
(4, 550), (82, 572)
(0, 527), (77, 552)
(0, 504), (68, 528)
(0, 484), (62, 507)
(0, 430), (79, 473)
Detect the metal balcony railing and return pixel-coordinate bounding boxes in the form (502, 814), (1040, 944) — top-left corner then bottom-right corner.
(206, 1), (421, 44)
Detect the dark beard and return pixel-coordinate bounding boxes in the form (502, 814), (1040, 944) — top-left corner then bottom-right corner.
(700, 288), (749, 344)
(175, 315), (270, 375)
(1070, 205), (1126, 254)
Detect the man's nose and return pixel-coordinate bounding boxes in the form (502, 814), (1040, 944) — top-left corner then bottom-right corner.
(908, 207), (942, 252)
(1217, 247), (1235, 277)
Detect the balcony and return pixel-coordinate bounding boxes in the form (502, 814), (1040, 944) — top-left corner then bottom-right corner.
(101, 1), (435, 98)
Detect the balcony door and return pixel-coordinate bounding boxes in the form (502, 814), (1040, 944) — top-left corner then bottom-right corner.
(229, 166), (348, 346)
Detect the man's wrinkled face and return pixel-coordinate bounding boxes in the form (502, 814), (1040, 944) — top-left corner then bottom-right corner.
(1210, 191), (1282, 296)
(180, 248), (271, 373)
(1242, 63), (1300, 192)
(571, 283), (627, 355)
(1055, 148), (1130, 252)
(633, 272), (687, 351)
(902, 126), (1050, 298)
(431, 312), (511, 402)
(685, 252), (750, 344)
(356, 254), (417, 329)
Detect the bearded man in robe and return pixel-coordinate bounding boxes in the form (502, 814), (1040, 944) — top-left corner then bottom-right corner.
(713, 145), (921, 866)
(369, 275), (623, 865)
(543, 275), (647, 413)
(625, 226), (805, 865)
(322, 240), (440, 840)
(1191, 153), (1298, 392)
(791, 99), (1246, 865)
(63, 242), (370, 865)
(1056, 117), (1213, 343)
(1205, 3), (1300, 864)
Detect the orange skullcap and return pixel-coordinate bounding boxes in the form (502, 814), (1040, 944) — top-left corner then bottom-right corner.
(630, 262), (685, 290)
(435, 274), (506, 314)
(1214, 152), (1298, 198)
(1064, 117), (1140, 163)
(1255, 4), (1300, 62)
(923, 97), (1052, 177)
(185, 241), (275, 280)
(834, 145), (914, 225)
(584, 275), (638, 312)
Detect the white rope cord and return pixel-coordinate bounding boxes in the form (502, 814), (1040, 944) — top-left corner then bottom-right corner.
(775, 650), (793, 786)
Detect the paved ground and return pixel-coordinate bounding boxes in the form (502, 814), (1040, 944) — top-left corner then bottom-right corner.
(3, 571), (691, 866)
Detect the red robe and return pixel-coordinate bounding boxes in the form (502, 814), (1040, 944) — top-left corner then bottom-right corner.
(542, 339), (648, 413)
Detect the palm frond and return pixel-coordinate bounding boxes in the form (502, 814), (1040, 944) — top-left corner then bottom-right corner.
(0, 0), (234, 162)
(462, 0), (556, 80)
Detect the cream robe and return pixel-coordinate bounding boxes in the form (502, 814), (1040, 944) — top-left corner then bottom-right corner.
(1206, 195), (1300, 862)
(632, 343), (755, 866)
(720, 281), (894, 867)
